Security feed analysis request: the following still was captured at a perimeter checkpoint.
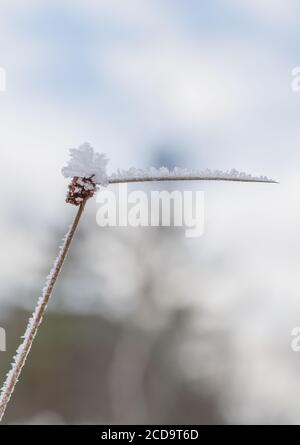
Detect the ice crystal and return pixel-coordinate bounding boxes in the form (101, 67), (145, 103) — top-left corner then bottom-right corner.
(62, 143), (109, 186)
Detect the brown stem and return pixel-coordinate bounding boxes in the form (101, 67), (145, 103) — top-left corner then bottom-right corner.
(0, 200), (87, 422)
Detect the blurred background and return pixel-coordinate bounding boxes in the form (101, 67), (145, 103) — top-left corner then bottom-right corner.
(1, 0), (300, 425)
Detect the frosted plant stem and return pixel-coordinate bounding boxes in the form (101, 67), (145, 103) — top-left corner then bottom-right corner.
(109, 176), (277, 185)
(0, 200), (87, 422)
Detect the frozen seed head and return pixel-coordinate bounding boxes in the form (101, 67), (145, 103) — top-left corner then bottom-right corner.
(62, 143), (109, 206)
(66, 176), (97, 206)
(62, 143), (109, 186)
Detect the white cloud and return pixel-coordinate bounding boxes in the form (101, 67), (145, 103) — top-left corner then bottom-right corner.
(229, 0), (300, 26)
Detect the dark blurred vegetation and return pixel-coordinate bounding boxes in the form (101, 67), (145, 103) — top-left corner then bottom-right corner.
(1, 308), (225, 424)
(0, 215), (229, 424)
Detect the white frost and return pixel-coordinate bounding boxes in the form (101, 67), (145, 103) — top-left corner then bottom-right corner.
(62, 144), (276, 185)
(0, 226), (73, 420)
(108, 167), (276, 184)
(62, 143), (109, 186)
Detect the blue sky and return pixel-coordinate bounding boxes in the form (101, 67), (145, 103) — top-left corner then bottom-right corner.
(1, 0), (299, 178)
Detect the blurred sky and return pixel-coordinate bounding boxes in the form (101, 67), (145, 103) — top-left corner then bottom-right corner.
(1, 0), (300, 424)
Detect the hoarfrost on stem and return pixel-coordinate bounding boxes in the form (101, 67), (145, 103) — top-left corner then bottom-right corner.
(62, 143), (276, 186)
(0, 202), (85, 422)
(108, 167), (276, 184)
(0, 228), (72, 419)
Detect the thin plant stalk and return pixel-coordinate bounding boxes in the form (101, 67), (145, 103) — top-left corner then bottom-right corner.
(0, 200), (87, 422)
(0, 163), (277, 422)
(109, 176), (277, 185)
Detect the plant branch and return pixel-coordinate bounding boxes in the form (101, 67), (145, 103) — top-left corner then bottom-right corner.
(0, 200), (87, 422)
(0, 165), (277, 422)
(109, 176), (278, 185)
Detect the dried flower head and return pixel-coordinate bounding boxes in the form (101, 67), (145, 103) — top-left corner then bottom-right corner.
(66, 176), (97, 206)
